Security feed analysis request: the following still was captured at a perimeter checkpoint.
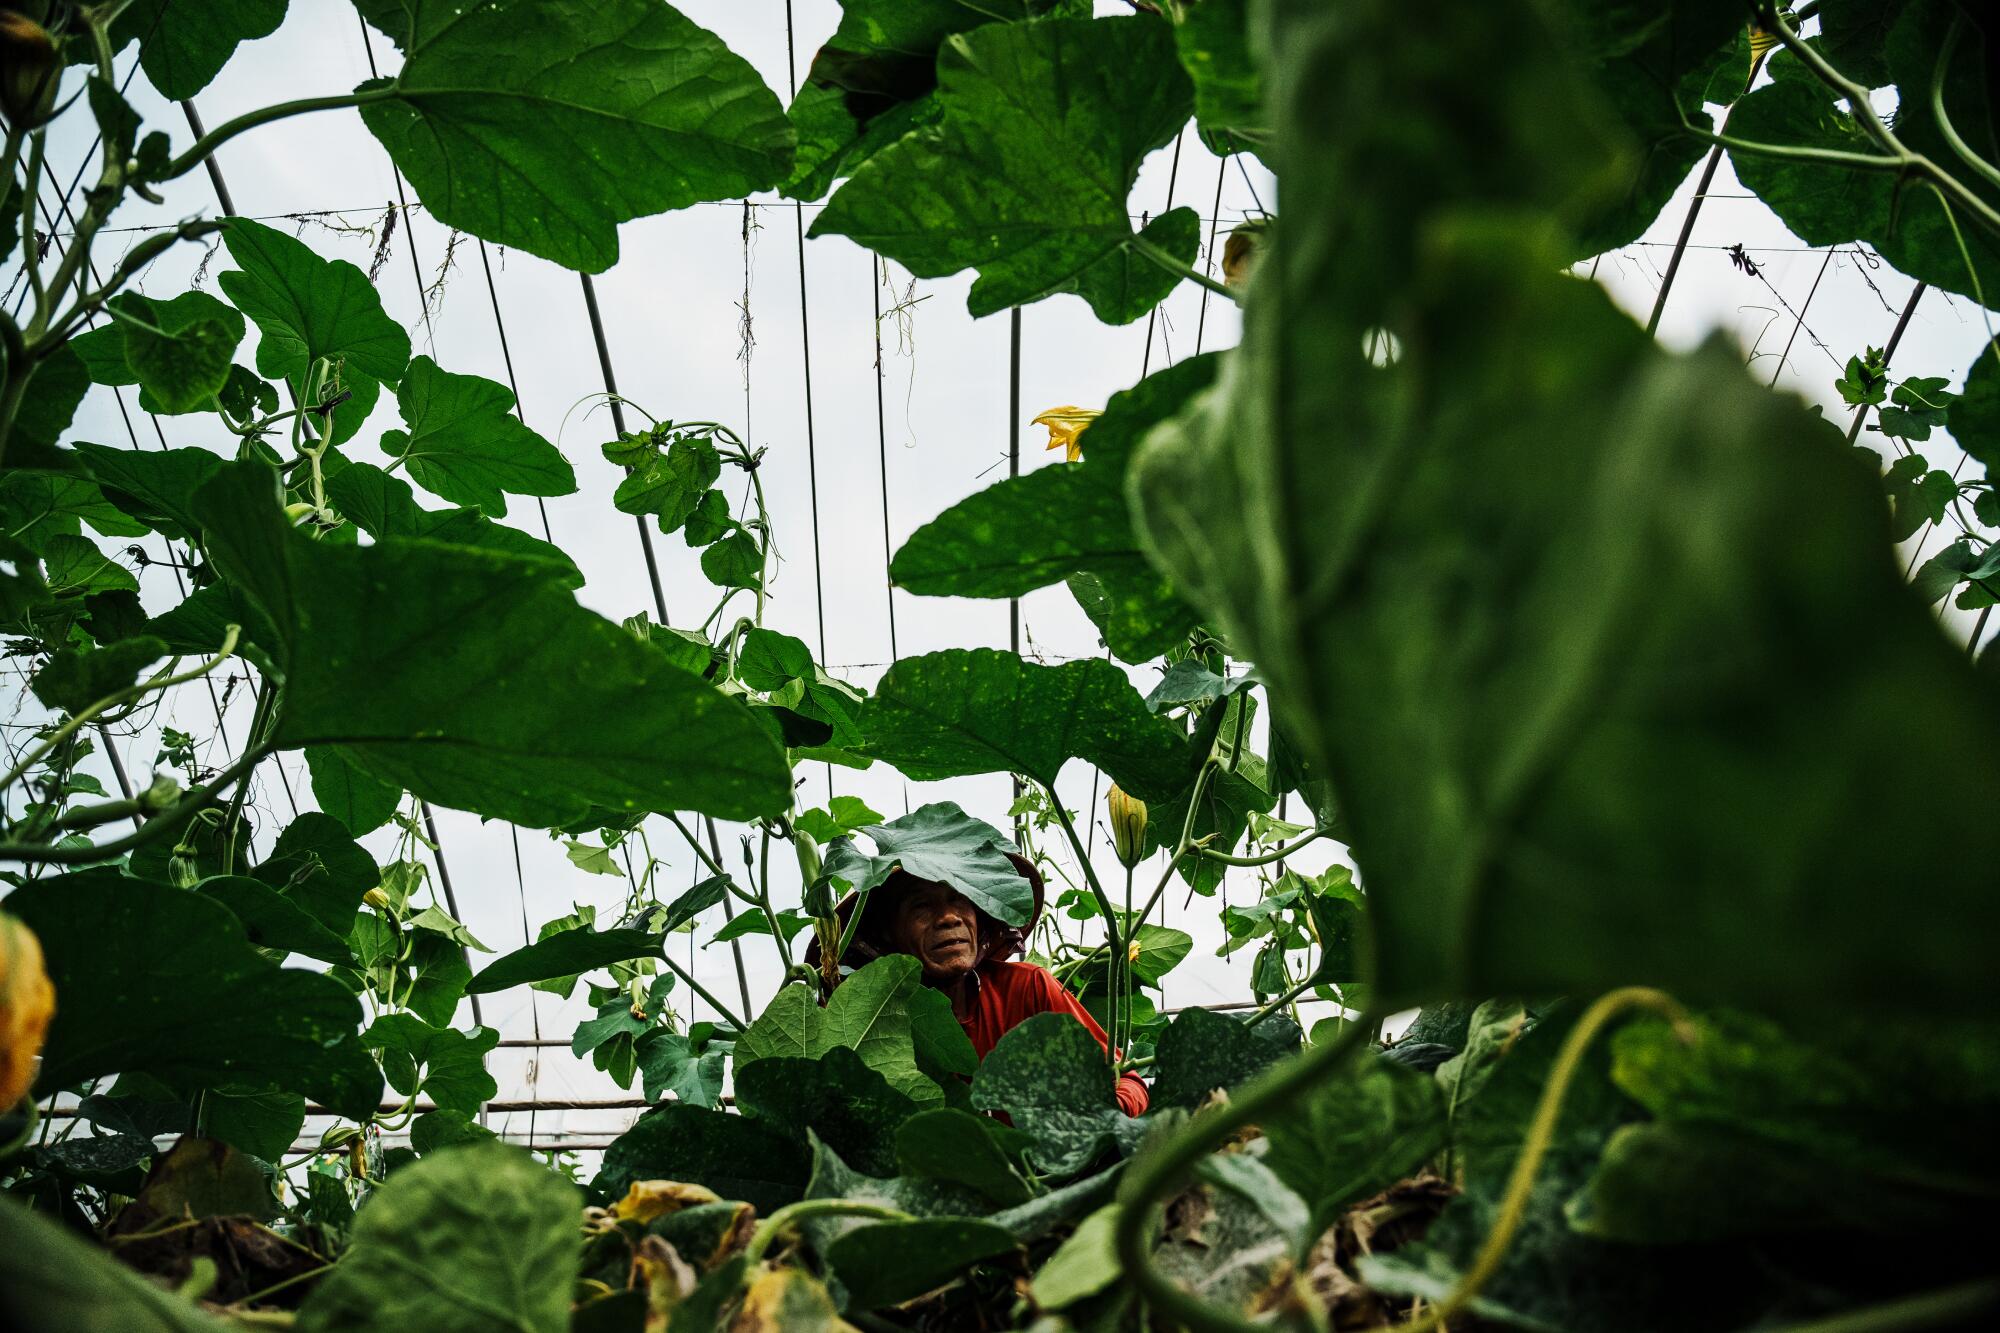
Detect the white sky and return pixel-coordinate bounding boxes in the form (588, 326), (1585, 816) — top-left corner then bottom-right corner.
(14, 2), (1995, 1154)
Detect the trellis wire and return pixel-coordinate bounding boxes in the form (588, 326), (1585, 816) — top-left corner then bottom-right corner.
(782, 0), (832, 674)
(871, 256), (901, 657)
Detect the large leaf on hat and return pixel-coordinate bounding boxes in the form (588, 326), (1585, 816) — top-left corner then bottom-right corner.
(891, 355), (1210, 663)
(820, 801), (1033, 927)
(862, 649), (1190, 800)
(810, 15), (1196, 322)
(188, 460), (791, 827)
(1128, 0), (2000, 1017)
(352, 0), (793, 273)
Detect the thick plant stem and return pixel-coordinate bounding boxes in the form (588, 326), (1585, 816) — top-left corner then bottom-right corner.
(1646, 143), (1723, 337)
(1201, 826), (1334, 867)
(743, 1199), (911, 1264)
(0, 742), (272, 864)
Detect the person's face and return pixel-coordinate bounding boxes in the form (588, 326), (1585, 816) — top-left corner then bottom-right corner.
(887, 879), (985, 984)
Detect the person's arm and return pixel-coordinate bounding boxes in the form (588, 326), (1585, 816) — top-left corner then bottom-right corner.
(1028, 968), (1151, 1117)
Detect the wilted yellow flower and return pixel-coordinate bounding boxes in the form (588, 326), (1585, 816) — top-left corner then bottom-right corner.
(1033, 406), (1101, 462)
(1108, 784), (1148, 870)
(0, 913), (53, 1110)
(612, 1179), (722, 1224)
(1747, 24), (1778, 80)
(1223, 218), (1270, 290)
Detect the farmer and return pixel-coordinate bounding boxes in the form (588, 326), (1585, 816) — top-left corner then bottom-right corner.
(811, 807), (1149, 1117)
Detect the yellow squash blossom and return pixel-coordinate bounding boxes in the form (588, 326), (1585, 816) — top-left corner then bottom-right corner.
(1033, 406), (1101, 462)
(1, 913), (54, 1110)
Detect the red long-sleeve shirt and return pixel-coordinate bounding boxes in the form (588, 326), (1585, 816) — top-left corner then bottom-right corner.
(958, 960), (1150, 1117)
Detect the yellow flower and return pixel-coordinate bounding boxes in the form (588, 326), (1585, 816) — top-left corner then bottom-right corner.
(611, 1179), (722, 1224)
(1033, 406), (1101, 462)
(0, 913), (53, 1110)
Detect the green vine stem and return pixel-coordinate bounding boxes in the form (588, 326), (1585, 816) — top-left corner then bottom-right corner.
(159, 88), (399, 182)
(1200, 825), (1334, 867)
(742, 1199), (911, 1265)
(1128, 233), (1241, 303)
(1756, 1278), (2000, 1333)
(0, 740), (273, 864)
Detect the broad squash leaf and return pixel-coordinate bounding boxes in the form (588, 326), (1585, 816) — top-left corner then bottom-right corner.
(862, 648), (1191, 800)
(296, 1143), (579, 1333)
(379, 356), (576, 517)
(325, 460), (582, 589)
(811, 16), (1196, 322)
(596, 1105), (810, 1215)
(969, 1012), (1141, 1175)
(735, 955), (943, 1104)
(818, 801), (1033, 927)
(111, 0), (286, 100)
(467, 927), (663, 994)
(0, 1194), (231, 1331)
(363, 1014), (498, 1117)
(352, 0), (793, 273)
(190, 460), (792, 825)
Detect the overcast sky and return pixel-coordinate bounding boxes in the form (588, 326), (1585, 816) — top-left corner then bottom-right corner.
(14, 2), (1994, 1151)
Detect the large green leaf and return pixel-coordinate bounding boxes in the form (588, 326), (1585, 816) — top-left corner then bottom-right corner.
(862, 648), (1191, 800)
(1171, 0), (1264, 144)
(0, 1194), (231, 1332)
(969, 1011), (1139, 1175)
(2, 345), (88, 465)
(70, 291), (246, 415)
(5, 871), (381, 1120)
(782, 0), (1076, 201)
(1148, 1007), (1300, 1111)
(1261, 1052), (1447, 1238)
(303, 745), (403, 836)
(735, 955), (943, 1104)
(468, 927), (662, 994)
(891, 355), (1210, 663)
(380, 356), (576, 517)
(252, 812), (383, 936)
(191, 461), (791, 825)
(795, 1132), (997, 1258)
(811, 16), (1196, 322)
(352, 0), (793, 273)
(69, 443), (223, 543)
(364, 1015), (498, 1117)
(895, 1107), (1033, 1205)
(112, 0), (287, 100)
(1129, 0), (2000, 1018)
(194, 875), (352, 965)
(296, 1143), (579, 1333)
(218, 217), (410, 420)
(596, 1105), (810, 1216)
(826, 1217), (1018, 1313)
(325, 459), (582, 588)
(819, 801), (1033, 927)
(736, 1046), (923, 1178)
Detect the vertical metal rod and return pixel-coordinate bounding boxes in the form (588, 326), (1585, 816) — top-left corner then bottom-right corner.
(705, 815), (756, 1019)
(1009, 306), (1024, 838)
(579, 273), (672, 624)
(1849, 282), (1927, 444)
(1646, 143), (1725, 337)
(870, 257), (899, 657)
(179, 102), (235, 215)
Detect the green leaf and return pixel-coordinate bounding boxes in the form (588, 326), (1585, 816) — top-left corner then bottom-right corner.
(1262, 1052), (1447, 1238)
(0, 1193), (233, 1331)
(295, 1143), (579, 1333)
(736, 956), (943, 1105)
(380, 356), (576, 517)
(326, 459), (582, 588)
(40, 534), (137, 598)
(969, 1012), (1137, 1175)
(811, 16), (1194, 322)
(609, 429), (720, 532)
(1129, 0), (2000, 1019)
(795, 795), (885, 844)
(1059, 206), (1202, 326)
(6, 870), (381, 1120)
(30, 635), (167, 716)
(206, 1087), (308, 1165)
(634, 1030), (726, 1108)
(739, 628), (867, 745)
(303, 745), (402, 836)
(364, 1015), (498, 1117)
(862, 648), (1191, 799)
(595, 1105), (811, 1216)
(112, 0), (287, 100)
(699, 529), (763, 590)
(794, 1132), (997, 1259)
(71, 442), (224, 542)
(468, 927), (662, 994)
(659, 875), (730, 934)
(5, 344), (90, 465)
(195, 874), (353, 965)
(737, 1046), (923, 1177)
(710, 907), (814, 944)
(1148, 1008), (1301, 1111)
(218, 217), (411, 415)
(0, 467), (150, 554)
(892, 354), (1211, 662)
(352, 0), (793, 273)
(252, 812), (383, 936)
(894, 1107), (1033, 1205)
(819, 801), (1033, 927)
(410, 1109), (496, 1155)
(1031, 1203), (1123, 1310)
(781, 0), (1076, 201)
(1172, 0), (1264, 143)
(1949, 337), (2000, 479)
(826, 1217), (1017, 1313)
(192, 461), (791, 826)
